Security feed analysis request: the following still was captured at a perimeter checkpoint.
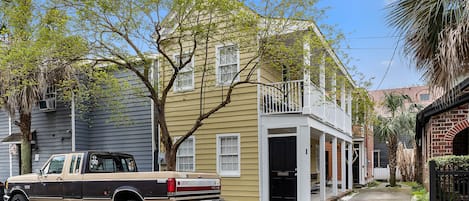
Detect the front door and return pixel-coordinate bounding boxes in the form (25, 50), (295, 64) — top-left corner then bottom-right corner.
(269, 136), (297, 201)
(352, 144), (360, 184)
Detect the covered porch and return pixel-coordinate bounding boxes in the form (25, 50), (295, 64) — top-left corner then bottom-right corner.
(260, 115), (354, 201)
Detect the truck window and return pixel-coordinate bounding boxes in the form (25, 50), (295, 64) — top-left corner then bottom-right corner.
(69, 154), (83, 174)
(69, 155), (76, 173)
(88, 154), (137, 173)
(43, 155), (65, 174)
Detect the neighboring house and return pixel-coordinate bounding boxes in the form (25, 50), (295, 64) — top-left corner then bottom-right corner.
(0, 70), (154, 182)
(369, 86), (437, 180)
(415, 78), (469, 189)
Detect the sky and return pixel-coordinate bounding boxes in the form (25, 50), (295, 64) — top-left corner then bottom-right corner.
(315, 0), (425, 90)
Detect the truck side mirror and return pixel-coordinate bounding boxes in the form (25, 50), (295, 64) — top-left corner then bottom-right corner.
(35, 169), (43, 175)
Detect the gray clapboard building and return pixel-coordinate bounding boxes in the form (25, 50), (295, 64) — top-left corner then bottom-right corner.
(0, 70), (153, 182)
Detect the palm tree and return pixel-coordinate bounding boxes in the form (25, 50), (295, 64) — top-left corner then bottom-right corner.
(0, 1), (87, 174)
(374, 93), (411, 186)
(387, 0), (469, 94)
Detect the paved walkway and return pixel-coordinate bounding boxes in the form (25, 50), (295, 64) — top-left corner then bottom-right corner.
(343, 183), (413, 201)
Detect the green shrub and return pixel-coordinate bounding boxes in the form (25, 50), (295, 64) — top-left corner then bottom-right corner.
(430, 155), (469, 170)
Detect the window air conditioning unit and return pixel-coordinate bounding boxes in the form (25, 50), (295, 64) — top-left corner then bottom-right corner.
(38, 98), (56, 112)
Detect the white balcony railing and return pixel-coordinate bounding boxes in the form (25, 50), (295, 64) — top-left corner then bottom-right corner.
(260, 80), (352, 134)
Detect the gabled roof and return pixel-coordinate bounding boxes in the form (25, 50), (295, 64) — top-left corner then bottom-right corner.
(416, 77), (469, 140)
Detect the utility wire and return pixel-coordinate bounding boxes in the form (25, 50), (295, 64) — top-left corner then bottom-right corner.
(375, 36), (402, 90)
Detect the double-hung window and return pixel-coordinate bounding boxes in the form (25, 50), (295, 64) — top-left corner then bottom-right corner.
(174, 53), (194, 92)
(176, 136), (195, 172)
(216, 45), (239, 85)
(216, 134), (240, 177)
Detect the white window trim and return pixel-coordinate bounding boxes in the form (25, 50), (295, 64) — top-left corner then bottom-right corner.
(173, 53), (195, 92)
(215, 44), (240, 86)
(216, 133), (241, 177)
(174, 136), (196, 172)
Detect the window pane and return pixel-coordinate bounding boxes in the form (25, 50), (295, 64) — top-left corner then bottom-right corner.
(219, 135), (239, 173)
(420, 93), (430, 101)
(75, 155), (82, 173)
(176, 137), (194, 171)
(47, 155), (65, 174)
(219, 64), (237, 84)
(69, 155), (76, 173)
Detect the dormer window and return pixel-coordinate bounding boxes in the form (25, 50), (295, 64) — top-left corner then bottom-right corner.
(419, 93), (430, 101)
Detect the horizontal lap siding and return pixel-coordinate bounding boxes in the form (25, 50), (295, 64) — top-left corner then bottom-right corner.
(88, 70), (152, 172)
(30, 102), (72, 171)
(162, 37), (260, 200)
(0, 112), (11, 182)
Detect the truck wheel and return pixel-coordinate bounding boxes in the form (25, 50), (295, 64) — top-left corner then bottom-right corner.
(11, 194), (27, 201)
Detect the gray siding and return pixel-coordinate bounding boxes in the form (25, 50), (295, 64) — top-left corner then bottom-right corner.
(88, 70), (152, 171)
(75, 112), (89, 151)
(31, 101), (72, 171)
(0, 112), (11, 182)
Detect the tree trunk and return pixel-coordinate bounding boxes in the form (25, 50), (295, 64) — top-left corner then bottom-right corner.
(19, 112), (32, 175)
(165, 149), (177, 171)
(387, 136), (398, 186)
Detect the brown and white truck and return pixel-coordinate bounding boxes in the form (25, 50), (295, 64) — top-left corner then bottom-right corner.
(3, 151), (222, 201)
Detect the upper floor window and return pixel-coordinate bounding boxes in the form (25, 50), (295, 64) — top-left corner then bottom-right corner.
(216, 133), (240, 177)
(419, 93), (430, 101)
(176, 136), (195, 172)
(174, 53), (194, 92)
(216, 45), (239, 85)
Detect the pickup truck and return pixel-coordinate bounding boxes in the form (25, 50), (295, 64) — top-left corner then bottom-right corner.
(3, 151), (221, 201)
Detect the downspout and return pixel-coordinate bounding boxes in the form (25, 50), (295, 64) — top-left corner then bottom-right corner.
(8, 115), (12, 177)
(71, 93), (76, 152)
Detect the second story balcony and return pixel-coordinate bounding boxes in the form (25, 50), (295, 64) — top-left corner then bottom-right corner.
(260, 80), (352, 135)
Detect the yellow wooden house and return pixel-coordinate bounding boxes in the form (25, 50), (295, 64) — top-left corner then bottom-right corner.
(156, 3), (356, 201)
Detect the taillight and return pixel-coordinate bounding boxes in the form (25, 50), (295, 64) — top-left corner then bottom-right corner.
(167, 178), (176, 193)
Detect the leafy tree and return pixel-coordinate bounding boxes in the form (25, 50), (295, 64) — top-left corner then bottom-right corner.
(61, 0), (361, 171)
(387, 0), (469, 96)
(374, 93), (417, 186)
(0, 0), (87, 174)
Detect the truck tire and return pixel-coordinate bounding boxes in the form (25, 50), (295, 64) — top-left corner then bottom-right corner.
(11, 194), (27, 201)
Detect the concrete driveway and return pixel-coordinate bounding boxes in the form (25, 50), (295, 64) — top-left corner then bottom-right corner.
(342, 183), (413, 201)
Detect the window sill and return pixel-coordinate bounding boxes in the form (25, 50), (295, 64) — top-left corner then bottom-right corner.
(218, 172), (240, 178)
(174, 87), (195, 93)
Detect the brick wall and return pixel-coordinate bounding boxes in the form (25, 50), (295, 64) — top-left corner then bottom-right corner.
(427, 104), (469, 158)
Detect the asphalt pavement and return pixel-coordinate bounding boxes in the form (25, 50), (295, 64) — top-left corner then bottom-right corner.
(341, 182), (413, 201)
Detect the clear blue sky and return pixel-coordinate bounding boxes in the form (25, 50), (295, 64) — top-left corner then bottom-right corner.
(315, 0), (424, 90)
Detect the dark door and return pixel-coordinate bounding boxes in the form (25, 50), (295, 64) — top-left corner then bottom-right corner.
(352, 144), (360, 184)
(269, 136), (297, 201)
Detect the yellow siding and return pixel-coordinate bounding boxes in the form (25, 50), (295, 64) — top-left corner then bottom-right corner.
(160, 18), (260, 200)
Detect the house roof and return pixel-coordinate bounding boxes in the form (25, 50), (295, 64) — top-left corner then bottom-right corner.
(415, 77), (469, 140)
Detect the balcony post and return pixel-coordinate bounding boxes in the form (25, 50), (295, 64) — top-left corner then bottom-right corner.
(303, 41), (311, 114)
(341, 140), (346, 192)
(332, 137), (338, 196)
(319, 132), (327, 201)
(341, 83), (346, 131)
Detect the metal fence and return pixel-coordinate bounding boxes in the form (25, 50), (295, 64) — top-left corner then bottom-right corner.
(430, 161), (469, 201)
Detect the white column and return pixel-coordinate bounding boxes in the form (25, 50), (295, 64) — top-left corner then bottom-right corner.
(341, 140), (346, 192)
(348, 143), (353, 190)
(303, 42), (312, 113)
(341, 82), (346, 110)
(332, 137), (338, 196)
(319, 132), (326, 201)
(347, 90), (352, 116)
(297, 126), (311, 201)
(319, 54), (326, 93)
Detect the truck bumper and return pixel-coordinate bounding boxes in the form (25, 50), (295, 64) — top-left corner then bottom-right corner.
(3, 195), (9, 201)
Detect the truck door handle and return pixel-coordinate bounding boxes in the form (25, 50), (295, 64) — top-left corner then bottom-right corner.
(57, 177), (63, 181)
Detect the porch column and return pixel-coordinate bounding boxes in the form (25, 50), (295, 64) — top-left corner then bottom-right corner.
(341, 140), (346, 192)
(332, 137), (338, 196)
(297, 126), (311, 201)
(348, 142), (353, 190)
(319, 132), (326, 201)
